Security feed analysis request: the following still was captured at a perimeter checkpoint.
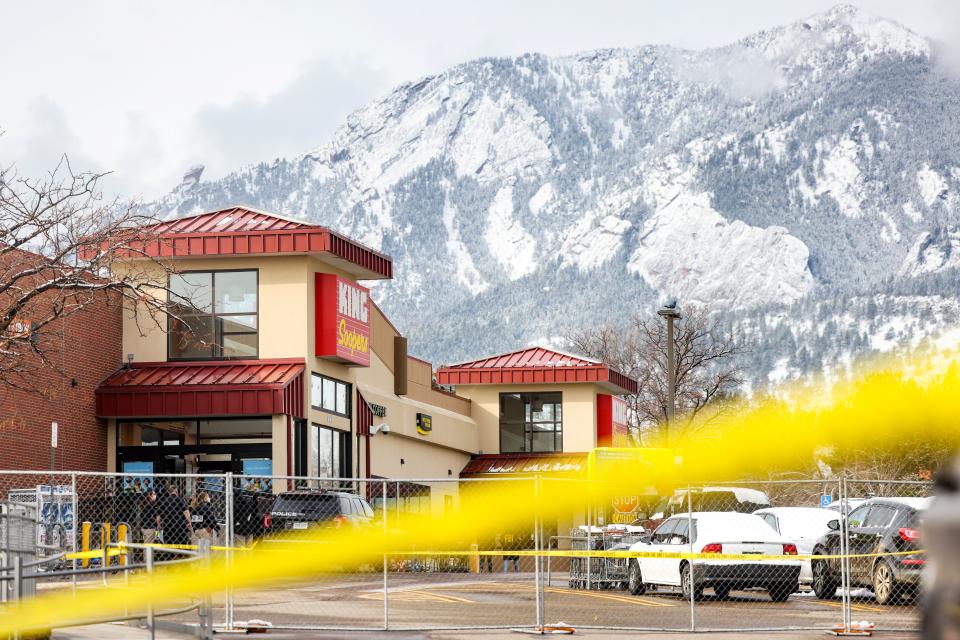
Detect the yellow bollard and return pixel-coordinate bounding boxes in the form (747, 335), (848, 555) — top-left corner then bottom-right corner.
(80, 522), (91, 569)
(116, 523), (129, 566)
(470, 543), (480, 574)
(101, 522), (111, 566)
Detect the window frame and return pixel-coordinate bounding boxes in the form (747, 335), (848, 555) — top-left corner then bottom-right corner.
(311, 373), (352, 418)
(167, 269), (260, 361)
(498, 392), (563, 454)
(312, 423), (350, 478)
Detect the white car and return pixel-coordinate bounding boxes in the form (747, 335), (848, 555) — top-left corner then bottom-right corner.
(753, 507), (840, 584)
(627, 512), (802, 601)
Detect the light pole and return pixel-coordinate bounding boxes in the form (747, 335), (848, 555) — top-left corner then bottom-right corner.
(657, 301), (681, 445)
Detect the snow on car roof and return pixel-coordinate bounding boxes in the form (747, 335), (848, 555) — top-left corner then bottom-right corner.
(700, 487), (771, 503)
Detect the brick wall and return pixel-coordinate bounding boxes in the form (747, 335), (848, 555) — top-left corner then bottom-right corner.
(0, 254), (123, 472)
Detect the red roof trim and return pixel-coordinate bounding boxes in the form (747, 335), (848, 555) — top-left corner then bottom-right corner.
(93, 206), (392, 280)
(95, 358), (305, 419)
(436, 346), (638, 395)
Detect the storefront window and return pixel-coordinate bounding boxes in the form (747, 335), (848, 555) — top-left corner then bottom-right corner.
(311, 373), (350, 417)
(168, 270), (258, 360)
(313, 424), (350, 478)
(499, 392), (563, 453)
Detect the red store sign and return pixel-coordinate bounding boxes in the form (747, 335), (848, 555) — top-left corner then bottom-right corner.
(597, 393), (631, 448)
(315, 273), (371, 367)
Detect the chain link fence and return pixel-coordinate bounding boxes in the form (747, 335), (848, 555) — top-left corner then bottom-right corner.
(0, 470), (931, 634)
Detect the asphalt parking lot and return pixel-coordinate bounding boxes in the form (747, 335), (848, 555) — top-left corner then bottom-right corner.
(41, 570), (921, 639)
(218, 572), (920, 634)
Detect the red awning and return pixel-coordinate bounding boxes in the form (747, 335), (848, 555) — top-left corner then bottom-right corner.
(460, 453), (587, 478)
(96, 359), (305, 419)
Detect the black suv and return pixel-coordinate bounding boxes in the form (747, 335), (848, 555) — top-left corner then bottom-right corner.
(811, 497), (930, 604)
(265, 491), (375, 533)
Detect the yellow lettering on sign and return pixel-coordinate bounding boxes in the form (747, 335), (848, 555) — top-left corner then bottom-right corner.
(337, 319), (369, 356)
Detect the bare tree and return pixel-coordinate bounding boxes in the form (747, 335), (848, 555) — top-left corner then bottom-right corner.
(568, 306), (744, 444)
(0, 157), (176, 391)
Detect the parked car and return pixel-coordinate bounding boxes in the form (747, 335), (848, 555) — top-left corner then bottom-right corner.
(826, 498), (868, 516)
(810, 496), (931, 604)
(638, 487), (772, 530)
(754, 507), (839, 585)
(264, 491), (376, 533)
(626, 512), (801, 602)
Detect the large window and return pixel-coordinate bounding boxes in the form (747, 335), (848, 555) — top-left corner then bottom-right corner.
(311, 373), (351, 417)
(312, 424), (350, 478)
(168, 270), (258, 360)
(499, 392), (563, 453)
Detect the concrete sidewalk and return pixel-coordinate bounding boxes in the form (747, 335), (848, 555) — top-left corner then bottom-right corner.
(52, 622), (920, 640)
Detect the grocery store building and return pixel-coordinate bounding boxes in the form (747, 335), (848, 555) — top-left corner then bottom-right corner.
(89, 206), (638, 513)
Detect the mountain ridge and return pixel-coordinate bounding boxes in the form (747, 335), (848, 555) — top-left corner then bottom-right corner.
(146, 4), (960, 386)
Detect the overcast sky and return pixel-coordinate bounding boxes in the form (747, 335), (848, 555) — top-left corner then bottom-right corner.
(1, 1), (957, 200)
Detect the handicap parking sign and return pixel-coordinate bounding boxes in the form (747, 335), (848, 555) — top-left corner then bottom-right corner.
(820, 494), (833, 508)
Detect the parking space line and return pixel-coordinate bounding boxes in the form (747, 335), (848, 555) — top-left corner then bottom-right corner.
(807, 599), (887, 613)
(543, 587), (674, 607)
(358, 589), (474, 604)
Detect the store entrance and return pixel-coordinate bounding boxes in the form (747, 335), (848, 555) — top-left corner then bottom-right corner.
(116, 418), (274, 480)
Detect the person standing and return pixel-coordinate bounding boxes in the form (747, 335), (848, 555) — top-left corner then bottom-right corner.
(502, 531), (520, 573)
(141, 490), (159, 544)
(158, 485), (193, 554)
(194, 492), (221, 545)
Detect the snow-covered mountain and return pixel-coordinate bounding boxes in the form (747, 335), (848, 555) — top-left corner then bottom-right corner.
(147, 5), (960, 384)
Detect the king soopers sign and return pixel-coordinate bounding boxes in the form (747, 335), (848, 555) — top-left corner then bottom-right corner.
(316, 273), (371, 366)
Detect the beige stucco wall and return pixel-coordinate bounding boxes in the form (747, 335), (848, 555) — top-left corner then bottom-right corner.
(453, 383), (601, 455)
(117, 255), (322, 363)
(113, 253), (479, 482)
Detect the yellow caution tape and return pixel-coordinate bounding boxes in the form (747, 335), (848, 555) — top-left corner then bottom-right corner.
(64, 549), (125, 561)
(378, 548), (927, 561)
(0, 347), (954, 635)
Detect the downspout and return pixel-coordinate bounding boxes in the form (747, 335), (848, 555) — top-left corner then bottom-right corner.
(286, 414), (293, 491)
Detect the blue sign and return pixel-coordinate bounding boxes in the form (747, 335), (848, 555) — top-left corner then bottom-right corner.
(241, 458), (273, 492)
(820, 494), (833, 508)
(122, 461), (155, 493)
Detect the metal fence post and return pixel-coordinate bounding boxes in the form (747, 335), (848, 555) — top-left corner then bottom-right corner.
(687, 484), (695, 631)
(198, 539), (213, 640)
(12, 555), (21, 640)
(841, 477), (851, 634)
(382, 479), (389, 631)
(145, 546), (155, 640)
(534, 474), (543, 628)
(585, 502), (592, 591)
(225, 471), (235, 631)
(71, 472), (78, 595)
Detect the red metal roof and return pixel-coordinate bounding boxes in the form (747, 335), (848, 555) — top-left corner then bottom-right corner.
(95, 358), (305, 419)
(92, 206), (392, 280)
(149, 207), (316, 234)
(460, 453), (586, 478)
(436, 346), (638, 395)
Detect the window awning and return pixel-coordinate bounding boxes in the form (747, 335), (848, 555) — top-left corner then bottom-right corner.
(96, 359), (305, 419)
(460, 453), (587, 478)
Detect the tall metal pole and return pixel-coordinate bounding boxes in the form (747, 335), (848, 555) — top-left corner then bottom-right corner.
(666, 316), (676, 430)
(658, 304), (681, 447)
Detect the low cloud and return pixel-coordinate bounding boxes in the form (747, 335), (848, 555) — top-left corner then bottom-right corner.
(929, 0), (960, 79)
(671, 45), (786, 102)
(0, 98), (97, 179)
(192, 57), (389, 180)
